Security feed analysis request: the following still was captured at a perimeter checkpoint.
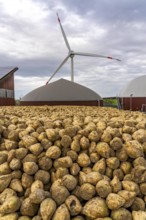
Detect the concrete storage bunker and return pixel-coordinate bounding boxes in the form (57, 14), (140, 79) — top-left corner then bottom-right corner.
(21, 78), (102, 106)
(119, 75), (146, 111)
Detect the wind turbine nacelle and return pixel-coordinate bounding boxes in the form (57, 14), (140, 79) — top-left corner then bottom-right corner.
(69, 51), (75, 57)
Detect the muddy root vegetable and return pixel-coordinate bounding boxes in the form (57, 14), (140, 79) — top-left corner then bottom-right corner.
(106, 193), (125, 210)
(0, 106), (146, 219)
(40, 198), (56, 220)
(52, 204), (70, 220)
(82, 197), (109, 218)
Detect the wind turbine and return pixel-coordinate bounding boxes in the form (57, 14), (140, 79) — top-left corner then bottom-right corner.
(46, 13), (121, 84)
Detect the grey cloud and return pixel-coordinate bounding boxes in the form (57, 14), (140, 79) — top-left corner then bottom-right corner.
(59, 0), (146, 22)
(0, 0), (146, 99)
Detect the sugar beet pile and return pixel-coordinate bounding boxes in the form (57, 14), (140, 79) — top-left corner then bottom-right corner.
(0, 106), (146, 220)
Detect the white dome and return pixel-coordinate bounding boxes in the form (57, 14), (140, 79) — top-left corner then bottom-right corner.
(120, 75), (146, 97)
(22, 78), (102, 101)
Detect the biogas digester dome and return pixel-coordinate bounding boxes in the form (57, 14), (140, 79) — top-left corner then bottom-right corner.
(21, 79), (102, 106)
(119, 75), (146, 111)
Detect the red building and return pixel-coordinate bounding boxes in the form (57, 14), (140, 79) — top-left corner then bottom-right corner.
(0, 67), (18, 106)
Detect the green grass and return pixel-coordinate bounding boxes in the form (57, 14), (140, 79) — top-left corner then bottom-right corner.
(103, 98), (118, 107)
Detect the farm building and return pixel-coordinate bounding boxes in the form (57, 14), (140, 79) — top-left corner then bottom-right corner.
(0, 67), (18, 106)
(21, 78), (103, 106)
(119, 75), (146, 111)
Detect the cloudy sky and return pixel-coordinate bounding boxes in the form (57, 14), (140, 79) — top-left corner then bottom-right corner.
(0, 0), (146, 99)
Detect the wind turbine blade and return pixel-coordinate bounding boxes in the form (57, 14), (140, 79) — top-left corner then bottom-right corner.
(46, 55), (70, 84)
(74, 52), (121, 61)
(57, 13), (71, 52)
